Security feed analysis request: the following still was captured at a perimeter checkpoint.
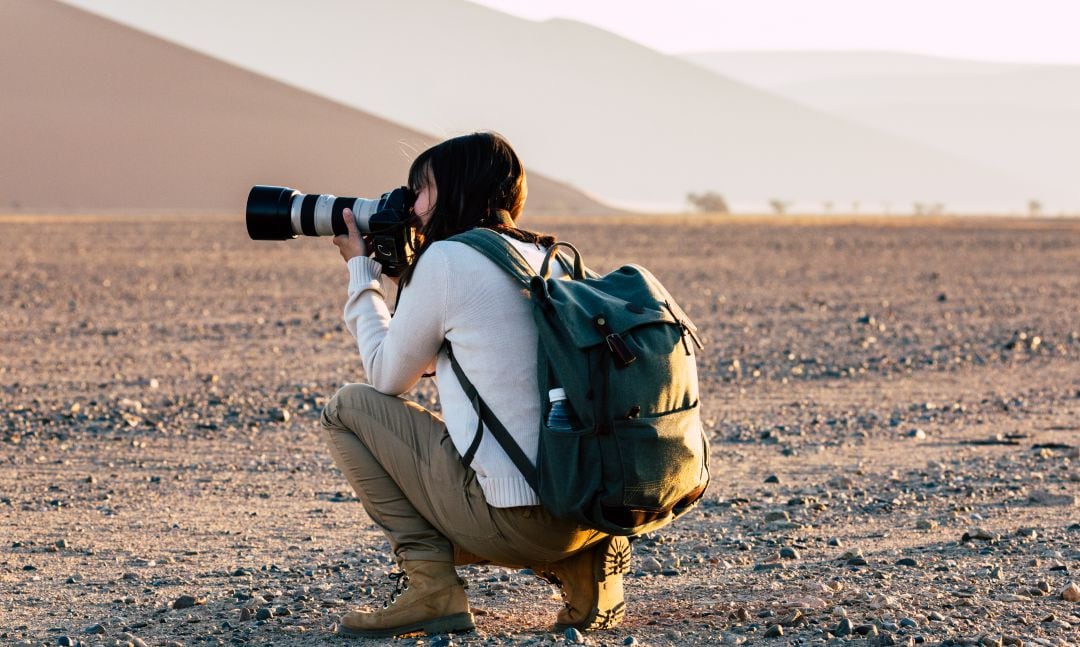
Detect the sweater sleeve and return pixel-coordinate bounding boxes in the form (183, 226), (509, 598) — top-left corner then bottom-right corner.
(343, 248), (448, 395)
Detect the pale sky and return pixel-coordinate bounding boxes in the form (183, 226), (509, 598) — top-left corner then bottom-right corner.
(468, 0), (1080, 64)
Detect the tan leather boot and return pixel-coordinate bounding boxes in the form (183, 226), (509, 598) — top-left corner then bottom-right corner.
(338, 560), (475, 638)
(538, 535), (632, 630)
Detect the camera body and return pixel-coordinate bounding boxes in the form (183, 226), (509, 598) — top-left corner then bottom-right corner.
(246, 185), (416, 276)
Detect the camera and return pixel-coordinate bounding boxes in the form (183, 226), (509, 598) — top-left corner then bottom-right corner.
(245, 185), (416, 276)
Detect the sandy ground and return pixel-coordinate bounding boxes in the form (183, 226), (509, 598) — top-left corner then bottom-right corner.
(1, 214), (1078, 647)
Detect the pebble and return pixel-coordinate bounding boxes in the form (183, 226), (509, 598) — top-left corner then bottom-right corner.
(84, 624), (106, 635)
(896, 558), (920, 567)
(255, 607), (273, 620)
(764, 624), (783, 637)
(1058, 582), (1080, 601)
(916, 519), (938, 530)
(430, 636), (454, 647)
(963, 528), (998, 541)
(834, 618), (853, 636)
(928, 611), (947, 621)
(764, 510), (790, 523)
(172, 594), (203, 609)
(899, 618), (919, 629)
(1001, 637), (1022, 647)
(908, 428), (927, 440)
(764, 474), (781, 483)
(623, 637), (638, 646)
(779, 547), (800, 560)
(853, 623), (879, 636)
(239, 607), (253, 621)
(564, 627), (584, 644)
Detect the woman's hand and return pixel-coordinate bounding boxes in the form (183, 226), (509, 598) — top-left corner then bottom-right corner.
(333, 208), (368, 262)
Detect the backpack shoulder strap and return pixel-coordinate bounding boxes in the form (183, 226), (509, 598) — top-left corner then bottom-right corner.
(442, 340), (540, 490)
(448, 228), (535, 287)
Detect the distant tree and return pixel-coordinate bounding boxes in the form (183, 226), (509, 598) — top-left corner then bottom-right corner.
(768, 199), (789, 216)
(686, 191), (729, 214)
(822, 201), (834, 214)
(1028, 199), (1042, 217)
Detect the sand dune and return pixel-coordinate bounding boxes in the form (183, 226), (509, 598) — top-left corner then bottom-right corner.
(684, 51), (1080, 209)
(57, 0), (1037, 211)
(0, 0), (613, 214)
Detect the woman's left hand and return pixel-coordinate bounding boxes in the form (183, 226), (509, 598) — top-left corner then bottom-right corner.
(333, 208), (368, 262)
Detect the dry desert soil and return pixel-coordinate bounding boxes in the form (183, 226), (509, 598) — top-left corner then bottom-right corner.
(1, 214), (1078, 647)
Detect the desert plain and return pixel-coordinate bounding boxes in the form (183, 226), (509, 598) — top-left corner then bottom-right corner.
(1, 213), (1078, 647)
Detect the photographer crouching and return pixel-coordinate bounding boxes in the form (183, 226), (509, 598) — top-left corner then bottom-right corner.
(320, 132), (630, 638)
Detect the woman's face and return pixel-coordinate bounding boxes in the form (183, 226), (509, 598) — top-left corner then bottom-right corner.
(411, 168), (437, 228)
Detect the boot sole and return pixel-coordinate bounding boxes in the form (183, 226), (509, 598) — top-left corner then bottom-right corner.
(338, 612), (476, 638)
(556, 536), (632, 631)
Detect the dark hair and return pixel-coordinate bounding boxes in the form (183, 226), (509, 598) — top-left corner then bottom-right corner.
(399, 132), (555, 288)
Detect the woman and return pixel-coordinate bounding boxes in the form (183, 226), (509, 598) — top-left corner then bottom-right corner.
(321, 132), (631, 638)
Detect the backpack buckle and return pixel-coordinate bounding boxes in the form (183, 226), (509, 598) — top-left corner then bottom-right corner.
(594, 315), (637, 369)
(605, 333), (637, 369)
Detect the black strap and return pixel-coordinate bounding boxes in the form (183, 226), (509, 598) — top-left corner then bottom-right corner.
(442, 340), (539, 490)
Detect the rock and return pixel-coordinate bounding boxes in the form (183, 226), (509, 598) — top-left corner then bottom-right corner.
(430, 636), (454, 647)
(754, 561), (784, 572)
(1061, 582), (1080, 602)
(764, 510), (790, 523)
(270, 407), (291, 423)
(779, 547), (800, 560)
(916, 519), (938, 530)
(908, 428), (927, 440)
(640, 556), (663, 573)
(764, 474), (781, 483)
(853, 624), (879, 636)
(59, 637), (76, 646)
(623, 637), (638, 646)
(778, 610), (803, 626)
(1001, 636), (1023, 647)
(827, 537), (842, 547)
(564, 627), (584, 644)
(896, 558), (920, 567)
(928, 611), (947, 622)
(239, 607), (253, 621)
(899, 618), (919, 629)
(85, 623), (106, 634)
(870, 593), (898, 609)
(834, 618), (853, 636)
(764, 624), (783, 638)
(963, 528), (998, 542)
(255, 607), (273, 620)
(172, 594), (203, 609)
(979, 635), (1003, 647)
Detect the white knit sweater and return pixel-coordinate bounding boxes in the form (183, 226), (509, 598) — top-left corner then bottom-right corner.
(343, 233), (565, 508)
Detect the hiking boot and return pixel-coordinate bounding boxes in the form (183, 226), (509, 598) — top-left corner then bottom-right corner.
(338, 560), (475, 638)
(539, 535), (632, 630)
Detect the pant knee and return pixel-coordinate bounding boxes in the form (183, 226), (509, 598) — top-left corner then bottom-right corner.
(319, 384), (388, 436)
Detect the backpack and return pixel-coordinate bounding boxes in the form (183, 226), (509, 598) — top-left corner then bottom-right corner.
(443, 228), (710, 536)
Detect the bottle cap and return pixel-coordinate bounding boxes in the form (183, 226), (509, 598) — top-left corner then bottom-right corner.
(548, 387), (567, 402)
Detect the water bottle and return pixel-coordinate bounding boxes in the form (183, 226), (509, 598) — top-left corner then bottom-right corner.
(546, 387), (579, 430)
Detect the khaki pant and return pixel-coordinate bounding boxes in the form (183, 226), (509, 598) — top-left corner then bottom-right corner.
(321, 383), (603, 566)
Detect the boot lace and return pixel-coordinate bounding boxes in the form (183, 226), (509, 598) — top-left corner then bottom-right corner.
(381, 571), (410, 608)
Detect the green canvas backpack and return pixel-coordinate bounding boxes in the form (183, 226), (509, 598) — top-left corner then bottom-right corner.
(444, 228), (710, 536)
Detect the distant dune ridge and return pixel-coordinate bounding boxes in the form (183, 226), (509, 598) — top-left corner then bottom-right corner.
(52, 0), (1051, 213)
(0, 0), (613, 214)
(683, 51), (1080, 211)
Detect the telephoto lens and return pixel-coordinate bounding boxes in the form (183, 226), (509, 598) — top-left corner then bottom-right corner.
(245, 185), (417, 276)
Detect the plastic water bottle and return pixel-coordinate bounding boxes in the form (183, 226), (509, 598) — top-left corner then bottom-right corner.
(546, 387), (578, 430)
